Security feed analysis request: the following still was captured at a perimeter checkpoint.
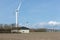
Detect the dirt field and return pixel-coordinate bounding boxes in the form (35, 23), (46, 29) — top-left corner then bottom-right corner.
(0, 32), (60, 40)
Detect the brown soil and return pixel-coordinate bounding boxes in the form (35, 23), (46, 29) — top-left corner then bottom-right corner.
(0, 32), (60, 40)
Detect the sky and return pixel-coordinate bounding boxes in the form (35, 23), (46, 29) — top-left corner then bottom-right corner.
(0, 0), (60, 29)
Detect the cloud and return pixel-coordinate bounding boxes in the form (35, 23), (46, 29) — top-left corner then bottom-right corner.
(31, 22), (47, 28)
(32, 21), (60, 29)
(37, 21), (60, 26)
(48, 21), (60, 26)
(19, 21), (60, 29)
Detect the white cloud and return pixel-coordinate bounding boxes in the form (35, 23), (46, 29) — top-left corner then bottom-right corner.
(19, 21), (60, 29)
(37, 21), (60, 26)
(48, 21), (60, 26)
(31, 22), (47, 28)
(32, 21), (60, 29)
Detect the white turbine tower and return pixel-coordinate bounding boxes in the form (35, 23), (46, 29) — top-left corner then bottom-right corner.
(16, 0), (22, 27)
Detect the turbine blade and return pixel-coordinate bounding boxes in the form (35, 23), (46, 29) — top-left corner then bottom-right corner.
(17, 0), (22, 11)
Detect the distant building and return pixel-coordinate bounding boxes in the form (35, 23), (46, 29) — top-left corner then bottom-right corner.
(11, 27), (30, 33)
(19, 27), (29, 33)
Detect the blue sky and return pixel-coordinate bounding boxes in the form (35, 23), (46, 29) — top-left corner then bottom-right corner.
(0, 0), (60, 28)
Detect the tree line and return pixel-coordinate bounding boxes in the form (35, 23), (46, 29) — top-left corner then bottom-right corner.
(0, 23), (20, 33)
(0, 23), (60, 33)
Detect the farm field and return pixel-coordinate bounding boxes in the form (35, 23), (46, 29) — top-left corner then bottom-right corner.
(0, 32), (60, 40)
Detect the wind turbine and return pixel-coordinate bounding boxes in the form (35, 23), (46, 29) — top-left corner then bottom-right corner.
(16, 0), (22, 27)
